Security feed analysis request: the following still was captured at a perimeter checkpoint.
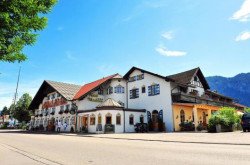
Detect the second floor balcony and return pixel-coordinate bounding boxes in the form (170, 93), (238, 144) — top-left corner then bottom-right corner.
(171, 92), (234, 107)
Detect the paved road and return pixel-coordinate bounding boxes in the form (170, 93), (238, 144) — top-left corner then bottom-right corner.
(0, 130), (250, 165)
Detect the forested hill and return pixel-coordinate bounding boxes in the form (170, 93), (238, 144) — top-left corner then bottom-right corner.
(206, 73), (250, 107)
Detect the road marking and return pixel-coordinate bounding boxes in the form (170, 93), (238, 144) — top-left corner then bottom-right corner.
(0, 143), (63, 165)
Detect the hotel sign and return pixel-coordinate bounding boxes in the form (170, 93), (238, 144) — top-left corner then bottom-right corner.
(88, 93), (103, 102)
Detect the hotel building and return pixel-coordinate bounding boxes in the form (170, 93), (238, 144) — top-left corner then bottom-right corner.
(29, 67), (243, 133)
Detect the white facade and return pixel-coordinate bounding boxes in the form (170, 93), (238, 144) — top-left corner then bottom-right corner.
(30, 67), (219, 133)
(126, 69), (174, 132)
(76, 78), (127, 111)
(76, 109), (145, 133)
(33, 91), (76, 132)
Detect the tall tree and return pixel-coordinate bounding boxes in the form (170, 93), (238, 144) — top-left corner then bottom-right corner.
(1, 106), (9, 115)
(12, 93), (32, 123)
(0, 0), (57, 62)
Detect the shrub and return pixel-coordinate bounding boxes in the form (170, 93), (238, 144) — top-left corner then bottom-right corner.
(208, 107), (240, 132)
(179, 121), (195, 131)
(0, 122), (9, 129)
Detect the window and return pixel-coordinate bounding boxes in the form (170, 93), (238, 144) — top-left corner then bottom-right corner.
(106, 113), (112, 124)
(114, 85), (124, 93)
(128, 74), (144, 82)
(60, 105), (64, 111)
(65, 117), (70, 125)
(141, 86), (146, 93)
(140, 115), (144, 123)
(51, 108), (55, 113)
(194, 76), (198, 81)
(116, 113), (121, 125)
(52, 94), (55, 99)
(107, 86), (113, 95)
(98, 89), (103, 95)
(129, 114), (134, 125)
(57, 93), (60, 97)
(90, 114), (95, 125)
(180, 110), (185, 123)
(98, 114), (102, 124)
(148, 84), (160, 96)
(130, 88), (139, 99)
(47, 95), (50, 100)
(65, 104), (70, 110)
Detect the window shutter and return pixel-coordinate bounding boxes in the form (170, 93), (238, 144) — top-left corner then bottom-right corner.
(156, 84), (160, 94)
(148, 86), (151, 96)
(130, 90), (132, 99)
(136, 88), (139, 98)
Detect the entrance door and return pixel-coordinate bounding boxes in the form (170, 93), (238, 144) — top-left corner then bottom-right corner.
(152, 110), (159, 131)
(82, 116), (88, 132)
(202, 112), (207, 127)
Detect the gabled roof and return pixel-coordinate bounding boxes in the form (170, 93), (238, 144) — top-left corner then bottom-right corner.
(123, 66), (173, 81)
(29, 80), (81, 110)
(46, 80), (81, 100)
(73, 73), (120, 100)
(96, 98), (123, 108)
(167, 67), (210, 90)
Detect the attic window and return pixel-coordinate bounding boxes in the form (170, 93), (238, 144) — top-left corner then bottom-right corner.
(194, 76), (198, 81)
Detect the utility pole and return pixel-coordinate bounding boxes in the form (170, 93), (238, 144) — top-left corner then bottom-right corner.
(11, 66), (21, 123)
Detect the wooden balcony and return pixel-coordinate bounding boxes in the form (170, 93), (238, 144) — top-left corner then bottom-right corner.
(172, 92), (235, 107)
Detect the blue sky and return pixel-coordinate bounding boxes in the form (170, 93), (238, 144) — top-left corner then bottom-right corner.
(1, 0), (250, 109)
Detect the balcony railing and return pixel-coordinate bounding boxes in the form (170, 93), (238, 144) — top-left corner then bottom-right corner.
(171, 92), (234, 107)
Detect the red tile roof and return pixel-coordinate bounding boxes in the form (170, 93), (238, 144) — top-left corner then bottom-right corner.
(73, 73), (119, 100)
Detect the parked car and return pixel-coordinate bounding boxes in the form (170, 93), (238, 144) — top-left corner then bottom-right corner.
(241, 113), (250, 132)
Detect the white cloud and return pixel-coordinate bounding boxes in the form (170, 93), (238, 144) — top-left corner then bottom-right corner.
(235, 31), (250, 41)
(231, 0), (250, 22)
(155, 45), (187, 57)
(161, 31), (174, 40)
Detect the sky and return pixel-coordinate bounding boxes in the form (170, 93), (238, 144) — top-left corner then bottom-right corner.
(0, 0), (250, 109)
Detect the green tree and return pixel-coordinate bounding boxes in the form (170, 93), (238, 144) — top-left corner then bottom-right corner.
(1, 106), (10, 122)
(12, 93), (32, 123)
(1, 106), (9, 116)
(244, 108), (250, 113)
(0, 0), (57, 62)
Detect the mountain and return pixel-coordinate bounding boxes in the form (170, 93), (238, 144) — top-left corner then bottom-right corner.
(206, 73), (250, 107)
